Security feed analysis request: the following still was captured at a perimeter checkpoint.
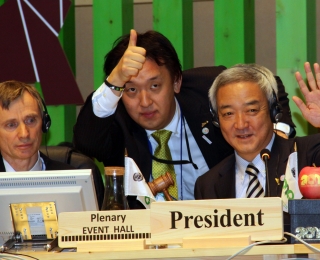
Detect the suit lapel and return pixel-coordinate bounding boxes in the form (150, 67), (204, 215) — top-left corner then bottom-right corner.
(176, 94), (220, 168)
(0, 154), (5, 172)
(132, 125), (152, 181)
(268, 135), (293, 197)
(187, 110), (216, 167)
(212, 136), (293, 199)
(216, 155), (236, 198)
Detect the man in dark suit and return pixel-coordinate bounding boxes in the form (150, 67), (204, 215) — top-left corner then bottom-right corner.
(194, 63), (320, 200)
(0, 80), (73, 172)
(0, 152), (73, 172)
(74, 30), (295, 208)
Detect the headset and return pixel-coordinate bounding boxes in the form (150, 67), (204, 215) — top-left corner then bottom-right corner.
(209, 100), (220, 128)
(209, 89), (283, 128)
(269, 89), (283, 123)
(41, 98), (51, 133)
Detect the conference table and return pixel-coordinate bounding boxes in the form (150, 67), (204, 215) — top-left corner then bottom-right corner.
(4, 198), (320, 259)
(6, 243), (320, 259)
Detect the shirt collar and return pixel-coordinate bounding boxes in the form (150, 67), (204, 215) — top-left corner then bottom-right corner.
(3, 151), (43, 172)
(235, 133), (275, 180)
(146, 98), (181, 137)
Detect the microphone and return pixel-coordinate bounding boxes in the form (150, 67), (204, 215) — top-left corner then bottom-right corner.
(260, 149), (271, 197)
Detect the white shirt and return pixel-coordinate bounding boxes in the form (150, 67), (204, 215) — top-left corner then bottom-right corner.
(3, 151), (45, 172)
(235, 133), (275, 198)
(92, 83), (120, 117)
(92, 82), (209, 200)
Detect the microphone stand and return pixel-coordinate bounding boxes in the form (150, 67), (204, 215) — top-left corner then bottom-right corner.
(261, 149), (271, 197)
(263, 156), (270, 197)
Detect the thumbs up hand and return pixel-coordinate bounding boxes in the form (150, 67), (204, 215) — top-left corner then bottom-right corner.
(109, 29), (146, 88)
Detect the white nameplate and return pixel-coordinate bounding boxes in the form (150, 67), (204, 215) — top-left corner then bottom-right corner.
(150, 198), (283, 244)
(58, 210), (150, 248)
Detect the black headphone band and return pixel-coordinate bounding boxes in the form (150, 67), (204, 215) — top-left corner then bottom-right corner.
(209, 86), (282, 127)
(240, 66), (283, 123)
(270, 89), (283, 123)
(41, 98), (51, 133)
(41, 98), (48, 113)
(150, 155), (198, 169)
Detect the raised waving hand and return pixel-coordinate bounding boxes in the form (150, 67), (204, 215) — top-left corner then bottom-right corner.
(293, 62), (320, 127)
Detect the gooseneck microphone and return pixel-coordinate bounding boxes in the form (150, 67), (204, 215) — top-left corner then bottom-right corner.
(260, 149), (271, 197)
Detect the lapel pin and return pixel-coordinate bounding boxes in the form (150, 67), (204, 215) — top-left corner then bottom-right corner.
(202, 135), (212, 144)
(202, 127), (209, 134)
(201, 121), (208, 127)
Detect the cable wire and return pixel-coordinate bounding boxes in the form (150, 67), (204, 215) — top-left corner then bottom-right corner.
(284, 232), (320, 253)
(227, 231), (320, 259)
(0, 252), (39, 260)
(226, 237), (287, 259)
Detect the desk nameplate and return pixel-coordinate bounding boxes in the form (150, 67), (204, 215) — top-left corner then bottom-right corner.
(58, 209), (150, 248)
(150, 198), (283, 244)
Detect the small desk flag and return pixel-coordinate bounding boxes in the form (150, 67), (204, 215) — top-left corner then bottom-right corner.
(124, 157), (156, 209)
(281, 149), (302, 212)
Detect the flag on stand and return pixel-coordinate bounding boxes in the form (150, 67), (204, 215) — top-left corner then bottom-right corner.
(281, 147), (302, 212)
(124, 157), (156, 209)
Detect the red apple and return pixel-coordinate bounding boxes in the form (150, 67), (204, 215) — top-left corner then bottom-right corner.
(298, 166), (320, 199)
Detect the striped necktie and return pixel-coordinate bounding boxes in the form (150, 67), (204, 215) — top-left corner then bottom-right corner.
(246, 163), (265, 198)
(152, 130), (178, 200)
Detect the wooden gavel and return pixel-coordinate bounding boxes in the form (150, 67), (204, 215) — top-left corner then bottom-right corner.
(148, 172), (174, 201)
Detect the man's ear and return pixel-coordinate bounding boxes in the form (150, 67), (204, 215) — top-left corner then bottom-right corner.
(173, 76), (182, 93)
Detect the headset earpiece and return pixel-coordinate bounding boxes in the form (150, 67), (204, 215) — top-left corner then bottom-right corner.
(208, 98), (220, 128)
(41, 98), (51, 133)
(211, 110), (220, 128)
(270, 90), (283, 123)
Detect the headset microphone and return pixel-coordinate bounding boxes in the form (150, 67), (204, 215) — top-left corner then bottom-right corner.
(260, 149), (271, 197)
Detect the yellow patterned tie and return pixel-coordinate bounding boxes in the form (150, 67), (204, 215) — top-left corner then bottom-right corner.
(152, 130), (178, 200)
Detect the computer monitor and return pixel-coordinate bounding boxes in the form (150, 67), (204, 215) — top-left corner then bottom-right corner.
(0, 169), (98, 246)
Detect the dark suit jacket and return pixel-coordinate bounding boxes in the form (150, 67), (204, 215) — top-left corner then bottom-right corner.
(194, 134), (320, 200)
(73, 66), (295, 208)
(0, 152), (74, 171)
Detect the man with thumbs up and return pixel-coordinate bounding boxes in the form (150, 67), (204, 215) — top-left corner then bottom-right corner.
(74, 29), (295, 208)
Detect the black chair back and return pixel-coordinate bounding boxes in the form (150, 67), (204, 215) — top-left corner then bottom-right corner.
(39, 145), (104, 209)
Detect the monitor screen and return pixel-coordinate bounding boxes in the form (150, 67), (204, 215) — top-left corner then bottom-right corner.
(0, 169), (98, 246)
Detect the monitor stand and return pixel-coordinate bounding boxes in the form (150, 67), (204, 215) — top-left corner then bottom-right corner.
(1, 202), (60, 252)
(0, 231), (61, 252)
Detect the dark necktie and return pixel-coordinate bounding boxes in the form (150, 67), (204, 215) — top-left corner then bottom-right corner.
(246, 163), (265, 198)
(152, 130), (178, 200)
